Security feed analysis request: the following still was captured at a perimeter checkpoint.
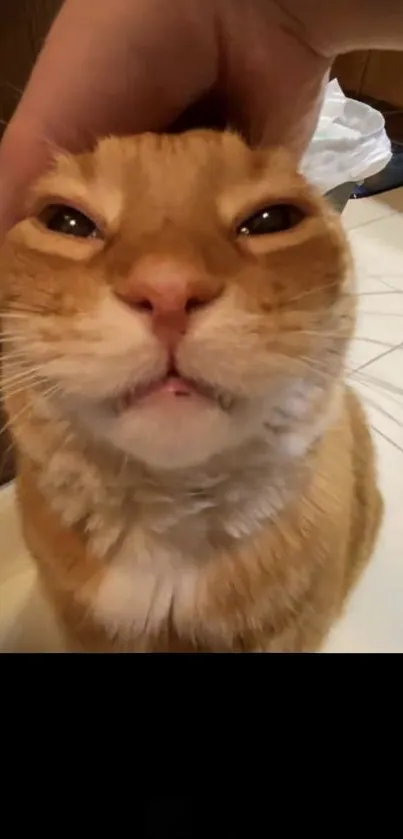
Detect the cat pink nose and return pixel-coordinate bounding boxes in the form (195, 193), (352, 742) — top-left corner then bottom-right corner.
(115, 257), (221, 347)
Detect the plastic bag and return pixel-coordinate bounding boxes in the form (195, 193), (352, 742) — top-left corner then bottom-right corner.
(300, 79), (392, 193)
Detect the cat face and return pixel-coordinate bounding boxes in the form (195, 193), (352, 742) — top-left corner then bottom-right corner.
(1, 131), (353, 469)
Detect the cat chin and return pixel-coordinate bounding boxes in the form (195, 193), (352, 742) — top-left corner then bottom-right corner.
(80, 396), (255, 470)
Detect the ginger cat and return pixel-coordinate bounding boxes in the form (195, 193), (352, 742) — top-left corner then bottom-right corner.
(0, 130), (382, 652)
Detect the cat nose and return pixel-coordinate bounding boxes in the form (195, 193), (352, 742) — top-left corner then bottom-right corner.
(115, 257), (222, 346)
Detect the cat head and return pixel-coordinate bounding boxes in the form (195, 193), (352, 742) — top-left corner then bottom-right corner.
(1, 130), (353, 469)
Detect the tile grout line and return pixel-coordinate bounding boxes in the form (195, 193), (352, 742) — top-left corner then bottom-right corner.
(354, 341), (403, 373)
(373, 277), (403, 292)
(344, 209), (397, 233)
(370, 424), (403, 456)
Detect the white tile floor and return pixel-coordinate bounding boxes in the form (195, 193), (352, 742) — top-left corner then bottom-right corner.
(1, 188), (403, 653)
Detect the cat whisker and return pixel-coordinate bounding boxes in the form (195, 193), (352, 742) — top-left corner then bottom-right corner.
(1, 338), (42, 351)
(290, 286), (403, 305)
(1, 366), (56, 399)
(2, 311), (48, 318)
(0, 331), (32, 339)
(280, 277), (347, 305)
(2, 365), (50, 384)
(282, 352), (400, 401)
(272, 352), (342, 386)
(282, 273), (402, 308)
(283, 354), (403, 434)
(297, 354), (346, 378)
(1, 383), (45, 403)
(354, 288), (403, 297)
(352, 372), (403, 401)
(286, 331), (397, 350)
(1, 347), (47, 362)
(358, 393), (403, 430)
(2, 372), (45, 389)
(0, 355), (32, 365)
(1, 366), (41, 378)
(352, 376), (403, 411)
(354, 290), (403, 296)
(295, 352), (403, 414)
(369, 423), (403, 454)
(40, 382), (64, 402)
(0, 382), (62, 441)
(1, 384), (43, 400)
(0, 400), (34, 438)
(0, 357), (36, 368)
(365, 272), (403, 277)
(295, 358), (403, 404)
(354, 311), (403, 317)
(0, 338), (32, 347)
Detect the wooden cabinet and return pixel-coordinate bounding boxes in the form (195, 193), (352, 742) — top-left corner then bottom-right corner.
(333, 51), (403, 108)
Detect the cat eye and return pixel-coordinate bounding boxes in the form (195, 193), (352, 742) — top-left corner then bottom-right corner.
(237, 204), (304, 237)
(37, 204), (100, 239)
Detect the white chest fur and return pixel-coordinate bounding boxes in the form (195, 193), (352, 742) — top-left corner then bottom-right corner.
(90, 525), (201, 641)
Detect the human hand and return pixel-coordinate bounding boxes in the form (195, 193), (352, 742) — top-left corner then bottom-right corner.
(0, 0), (402, 236)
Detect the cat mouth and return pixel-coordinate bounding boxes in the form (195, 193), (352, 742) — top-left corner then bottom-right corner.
(112, 368), (235, 413)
